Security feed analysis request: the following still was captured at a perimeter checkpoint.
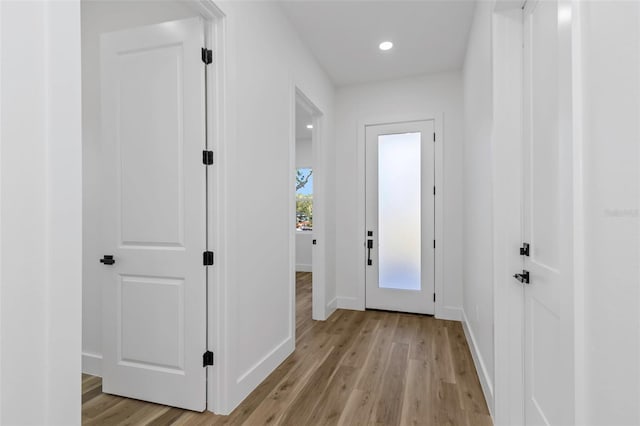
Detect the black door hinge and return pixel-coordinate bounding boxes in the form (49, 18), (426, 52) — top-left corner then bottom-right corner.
(201, 48), (213, 65)
(203, 351), (214, 366)
(433, 186), (436, 195)
(433, 133), (436, 142)
(513, 270), (530, 284)
(433, 293), (436, 302)
(520, 242), (530, 256)
(433, 240), (436, 249)
(203, 150), (214, 165)
(203, 251), (214, 266)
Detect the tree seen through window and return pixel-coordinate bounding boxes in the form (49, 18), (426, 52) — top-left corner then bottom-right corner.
(296, 168), (313, 231)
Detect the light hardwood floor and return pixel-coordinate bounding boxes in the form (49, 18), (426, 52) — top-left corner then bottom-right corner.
(82, 272), (491, 425)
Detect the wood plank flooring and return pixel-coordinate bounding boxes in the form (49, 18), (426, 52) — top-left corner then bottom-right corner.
(82, 272), (491, 425)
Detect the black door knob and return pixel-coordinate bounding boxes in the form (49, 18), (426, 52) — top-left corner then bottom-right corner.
(100, 255), (115, 265)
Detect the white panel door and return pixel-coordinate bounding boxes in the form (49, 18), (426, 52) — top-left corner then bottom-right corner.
(365, 121), (435, 314)
(522, 1), (574, 424)
(100, 17), (208, 411)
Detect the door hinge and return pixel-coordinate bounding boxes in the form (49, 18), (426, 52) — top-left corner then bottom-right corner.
(433, 186), (436, 195)
(203, 251), (214, 266)
(433, 240), (436, 249)
(513, 270), (530, 284)
(201, 48), (213, 65)
(203, 150), (214, 165)
(433, 293), (436, 302)
(519, 242), (530, 256)
(433, 133), (436, 142)
(203, 350), (214, 366)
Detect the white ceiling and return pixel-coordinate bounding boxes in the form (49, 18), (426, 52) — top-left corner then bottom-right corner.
(279, 1), (476, 87)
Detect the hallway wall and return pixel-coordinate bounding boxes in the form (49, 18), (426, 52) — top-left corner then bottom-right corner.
(579, 2), (640, 424)
(461, 0), (495, 409)
(334, 71), (464, 317)
(209, 1), (337, 413)
(0, 1), (82, 423)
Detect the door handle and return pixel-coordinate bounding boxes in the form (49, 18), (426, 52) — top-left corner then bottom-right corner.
(100, 255), (115, 265)
(513, 270), (530, 284)
(367, 239), (373, 266)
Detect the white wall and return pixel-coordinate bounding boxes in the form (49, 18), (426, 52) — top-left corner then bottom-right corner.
(215, 1), (335, 412)
(579, 2), (640, 424)
(296, 138), (313, 271)
(334, 71), (464, 316)
(461, 0), (495, 409)
(296, 138), (313, 167)
(81, 0), (202, 376)
(295, 233), (313, 272)
(1, 1), (82, 423)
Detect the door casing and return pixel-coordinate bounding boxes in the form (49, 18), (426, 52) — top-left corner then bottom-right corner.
(355, 113), (446, 318)
(364, 120), (435, 315)
(185, 0), (227, 414)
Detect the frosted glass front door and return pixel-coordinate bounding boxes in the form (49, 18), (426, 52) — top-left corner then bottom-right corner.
(365, 121), (435, 314)
(378, 133), (421, 290)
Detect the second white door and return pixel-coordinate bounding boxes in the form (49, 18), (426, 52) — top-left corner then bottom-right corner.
(365, 120), (435, 314)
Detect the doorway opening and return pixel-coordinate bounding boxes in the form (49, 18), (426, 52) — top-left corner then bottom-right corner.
(293, 90), (323, 334)
(80, 0), (226, 414)
(364, 120), (436, 315)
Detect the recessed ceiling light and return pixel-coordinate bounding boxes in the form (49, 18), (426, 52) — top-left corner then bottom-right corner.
(306, 124), (313, 129)
(379, 41), (393, 51)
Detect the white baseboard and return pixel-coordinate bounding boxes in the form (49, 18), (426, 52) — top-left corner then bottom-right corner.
(82, 352), (102, 377)
(326, 297), (337, 315)
(461, 310), (494, 418)
(337, 296), (364, 311)
(295, 264), (312, 272)
(436, 305), (463, 321)
(227, 336), (294, 414)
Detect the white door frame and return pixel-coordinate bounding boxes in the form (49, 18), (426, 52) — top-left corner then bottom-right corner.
(290, 86), (327, 322)
(491, 2), (525, 423)
(355, 113), (445, 317)
(186, 0), (227, 414)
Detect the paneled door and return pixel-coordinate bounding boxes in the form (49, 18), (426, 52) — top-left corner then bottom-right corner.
(100, 17), (208, 411)
(521, 0), (574, 424)
(365, 121), (435, 314)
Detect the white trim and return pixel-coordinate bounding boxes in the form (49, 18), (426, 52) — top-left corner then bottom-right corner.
(491, 4), (525, 426)
(436, 306), (462, 321)
(570, 1), (586, 423)
(292, 87), (326, 321)
(234, 337), (293, 385)
(326, 297), (337, 313)
(296, 264), (312, 272)
(195, 0), (228, 415)
(337, 296), (364, 311)
(433, 114), (446, 320)
(355, 113), (445, 317)
(82, 352), (103, 377)
(462, 310), (495, 420)
(224, 336), (294, 414)
(288, 81), (297, 358)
